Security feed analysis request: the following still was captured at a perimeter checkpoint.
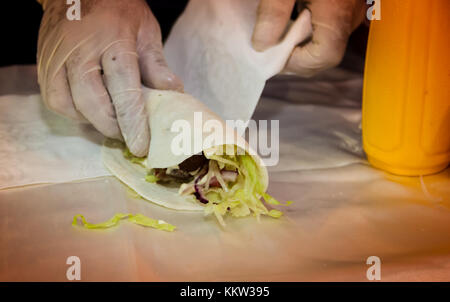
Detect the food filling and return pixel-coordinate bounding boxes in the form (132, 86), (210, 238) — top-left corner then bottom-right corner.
(124, 147), (290, 226)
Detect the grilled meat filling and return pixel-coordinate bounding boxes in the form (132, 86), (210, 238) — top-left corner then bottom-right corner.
(154, 153), (208, 184)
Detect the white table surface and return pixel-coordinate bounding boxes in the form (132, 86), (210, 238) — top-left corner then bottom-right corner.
(0, 65), (449, 281)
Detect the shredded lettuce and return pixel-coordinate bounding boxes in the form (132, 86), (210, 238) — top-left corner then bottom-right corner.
(123, 148), (146, 167)
(268, 209), (283, 218)
(202, 153), (292, 226)
(261, 192), (293, 206)
(145, 174), (159, 183)
(207, 155), (240, 170)
(72, 213), (176, 232)
(121, 144), (291, 227)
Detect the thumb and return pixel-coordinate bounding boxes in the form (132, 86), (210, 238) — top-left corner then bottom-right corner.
(252, 0), (296, 51)
(137, 17), (183, 91)
(285, 0), (366, 77)
(286, 24), (349, 77)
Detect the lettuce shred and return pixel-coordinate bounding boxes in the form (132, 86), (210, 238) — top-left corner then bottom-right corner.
(123, 148), (146, 167)
(72, 213), (176, 232)
(121, 144), (291, 227)
(203, 153), (292, 226)
(145, 173), (159, 183)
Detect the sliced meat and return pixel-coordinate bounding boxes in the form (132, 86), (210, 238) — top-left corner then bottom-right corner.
(178, 154), (208, 172)
(154, 168), (193, 184)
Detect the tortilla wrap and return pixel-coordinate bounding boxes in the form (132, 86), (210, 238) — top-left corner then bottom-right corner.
(102, 87), (268, 211)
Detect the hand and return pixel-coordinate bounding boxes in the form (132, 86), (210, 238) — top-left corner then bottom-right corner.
(37, 0), (183, 156)
(252, 0), (366, 77)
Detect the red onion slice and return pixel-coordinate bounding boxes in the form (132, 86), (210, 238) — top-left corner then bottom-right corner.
(194, 173), (209, 204)
(193, 167), (209, 204)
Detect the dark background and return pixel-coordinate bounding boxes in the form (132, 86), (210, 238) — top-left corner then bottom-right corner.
(0, 0), (189, 67)
(0, 0), (367, 71)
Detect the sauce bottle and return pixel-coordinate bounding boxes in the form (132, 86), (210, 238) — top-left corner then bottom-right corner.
(362, 0), (450, 176)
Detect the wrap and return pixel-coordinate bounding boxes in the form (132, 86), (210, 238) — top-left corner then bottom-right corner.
(102, 88), (271, 219)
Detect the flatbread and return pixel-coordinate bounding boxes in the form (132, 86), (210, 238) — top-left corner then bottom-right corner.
(102, 88), (268, 211)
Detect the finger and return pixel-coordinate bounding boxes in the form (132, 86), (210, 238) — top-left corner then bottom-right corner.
(43, 65), (86, 121)
(285, 24), (349, 77)
(285, 0), (365, 77)
(252, 0), (296, 51)
(66, 51), (122, 140)
(37, 26), (86, 121)
(137, 17), (183, 91)
(101, 39), (150, 157)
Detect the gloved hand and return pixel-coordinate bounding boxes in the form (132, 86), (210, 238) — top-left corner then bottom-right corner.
(37, 0), (183, 156)
(252, 0), (366, 77)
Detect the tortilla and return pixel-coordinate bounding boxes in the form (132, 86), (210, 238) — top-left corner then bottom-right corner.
(102, 87), (268, 211)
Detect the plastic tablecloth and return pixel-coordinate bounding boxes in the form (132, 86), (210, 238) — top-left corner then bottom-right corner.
(0, 65), (449, 281)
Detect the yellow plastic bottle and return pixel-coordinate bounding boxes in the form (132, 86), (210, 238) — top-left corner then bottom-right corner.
(362, 0), (450, 176)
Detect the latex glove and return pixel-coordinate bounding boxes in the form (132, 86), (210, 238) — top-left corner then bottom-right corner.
(252, 0), (366, 77)
(37, 0), (183, 156)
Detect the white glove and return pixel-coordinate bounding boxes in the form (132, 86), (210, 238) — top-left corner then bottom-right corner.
(252, 0), (366, 77)
(37, 0), (183, 156)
